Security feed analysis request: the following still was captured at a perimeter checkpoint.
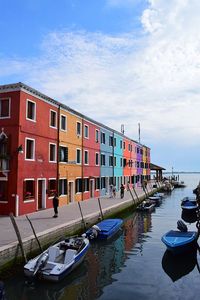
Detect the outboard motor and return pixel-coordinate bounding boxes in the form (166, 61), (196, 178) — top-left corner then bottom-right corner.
(177, 220), (188, 232)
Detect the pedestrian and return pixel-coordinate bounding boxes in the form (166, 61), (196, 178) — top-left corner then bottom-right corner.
(113, 185), (116, 198)
(120, 184), (125, 199)
(109, 184), (113, 198)
(53, 192), (59, 218)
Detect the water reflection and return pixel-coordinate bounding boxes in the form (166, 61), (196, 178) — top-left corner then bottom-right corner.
(5, 211), (154, 300)
(181, 209), (197, 223)
(162, 248), (199, 282)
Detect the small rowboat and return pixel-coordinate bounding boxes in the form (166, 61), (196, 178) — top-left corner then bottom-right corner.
(161, 230), (197, 254)
(85, 218), (123, 240)
(24, 236), (90, 282)
(136, 201), (155, 212)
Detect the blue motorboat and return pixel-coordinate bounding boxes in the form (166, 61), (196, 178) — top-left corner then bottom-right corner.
(136, 201), (155, 212)
(85, 218), (123, 240)
(161, 230), (197, 254)
(181, 197), (197, 210)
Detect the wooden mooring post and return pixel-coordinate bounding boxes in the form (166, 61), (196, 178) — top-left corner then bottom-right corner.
(132, 186), (140, 203)
(9, 213), (27, 263)
(98, 198), (104, 220)
(78, 201), (86, 230)
(26, 215), (42, 253)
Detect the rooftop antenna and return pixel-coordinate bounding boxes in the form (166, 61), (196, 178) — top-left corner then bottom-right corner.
(138, 123), (141, 144)
(121, 124), (124, 135)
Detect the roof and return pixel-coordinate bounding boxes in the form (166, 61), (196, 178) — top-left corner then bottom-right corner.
(150, 163), (166, 171)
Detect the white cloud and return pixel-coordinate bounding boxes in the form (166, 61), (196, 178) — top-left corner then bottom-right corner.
(1, 0), (200, 170)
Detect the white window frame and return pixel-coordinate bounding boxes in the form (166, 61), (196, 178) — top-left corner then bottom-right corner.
(95, 129), (99, 143)
(60, 114), (67, 131)
(0, 97), (11, 119)
(49, 143), (57, 163)
(76, 121), (81, 136)
(50, 109), (57, 128)
(26, 99), (36, 122)
(59, 178), (67, 196)
(84, 150), (89, 165)
(25, 138), (35, 161)
(76, 148), (81, 164)
(101, 132), (105, 144)
(84, 124), (89, 139)
(95, 152), (99, 166)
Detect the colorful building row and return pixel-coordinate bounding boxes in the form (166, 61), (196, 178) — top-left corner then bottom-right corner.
(0, 82), (150, 216)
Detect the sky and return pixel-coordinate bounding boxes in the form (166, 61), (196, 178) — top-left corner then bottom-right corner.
(0, 0), (200, 172)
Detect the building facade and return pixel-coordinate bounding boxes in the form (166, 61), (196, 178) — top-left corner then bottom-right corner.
(0, 82), (151, 216)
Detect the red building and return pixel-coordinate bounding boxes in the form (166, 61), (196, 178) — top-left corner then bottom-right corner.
(82, 119), (100, 200)
(0, 83), (58, 216)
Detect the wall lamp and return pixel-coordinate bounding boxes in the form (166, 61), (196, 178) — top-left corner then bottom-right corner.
(17, 145), (23, 154)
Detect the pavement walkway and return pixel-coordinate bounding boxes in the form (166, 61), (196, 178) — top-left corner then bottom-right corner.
(0, 184), (155, 250)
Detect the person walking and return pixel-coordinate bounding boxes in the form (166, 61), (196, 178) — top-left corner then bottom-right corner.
(109, 184), (113, 198)
(113, 185), (116, 198)
(53, 192), (59, 218)
(120, 184), (125, 199)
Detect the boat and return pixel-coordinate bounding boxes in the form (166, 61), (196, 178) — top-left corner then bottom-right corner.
(172, 180), (186, 188)
(154, 192), (165, 198)
(181, 197), (197, 210)
(85, 218), (123, 240)
(148, 196), (162, 206)
(161, 230), (197, 254)
(181, 209), (197, 223)
(136, 201), (155, 212)
(24, 236), (90, 282)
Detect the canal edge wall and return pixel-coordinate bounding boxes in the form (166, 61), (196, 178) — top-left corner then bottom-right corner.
(0, 186), (160, 273)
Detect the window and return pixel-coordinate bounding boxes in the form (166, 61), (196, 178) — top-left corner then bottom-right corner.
(59, 179), (67, 195)
(120, 140), (122, 149)
(120, 158), (123, 167)
(0, 98), (10, 118)
(101, 177), (106, 189)
(109, 155), (113, 166)
(48, 179), (57, 197)
(84, 150), (89, 165)
(101, 132), (105, 144)
(109, 136), (113, 147)
(128, 144), (131, 151)
(101, 154), (105, 166)
(75, 178), (82, 193)
(84, 125), (89, 138)
(114, 156), (116, 167)
(24, 180), (35, 200)
(114, 138), (116, 147)
(25, 138), (35, 160)
(59, 146), (68, 162)
(60, 115), (67, 131)
(49, 143), (56, 162)
(123, 158), (127, 167)
(50, 110), (57, 128)
(95, 129), (99, 142)
(77, 122), (81, 136)
(26, 100), (36, 121)
(76, 149), (81, 164)
(95, 152), (99, 166)
(95, 178), (100, 190)
(123, 142), (125, 150)
(83, 178), (89, 192)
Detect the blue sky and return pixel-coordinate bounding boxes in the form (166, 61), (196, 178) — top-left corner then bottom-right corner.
(1, 0), (200, 172)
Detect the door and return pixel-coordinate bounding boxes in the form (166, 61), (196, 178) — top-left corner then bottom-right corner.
(38, 180), (43, 209)
(37, 179), (45, 210)
(68, 182), (74, 203)
(90, 179), (94, 198)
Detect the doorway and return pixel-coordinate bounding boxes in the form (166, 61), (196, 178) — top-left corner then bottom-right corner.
(68, 181), (74, 203)
(37, 179), (46, 210)
(90, 179), (94, 198)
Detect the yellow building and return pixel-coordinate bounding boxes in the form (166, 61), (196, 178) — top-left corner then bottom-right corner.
(58, 107), (83, 205)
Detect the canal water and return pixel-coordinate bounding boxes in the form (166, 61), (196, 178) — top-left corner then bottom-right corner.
(4, 174), (200, 300)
